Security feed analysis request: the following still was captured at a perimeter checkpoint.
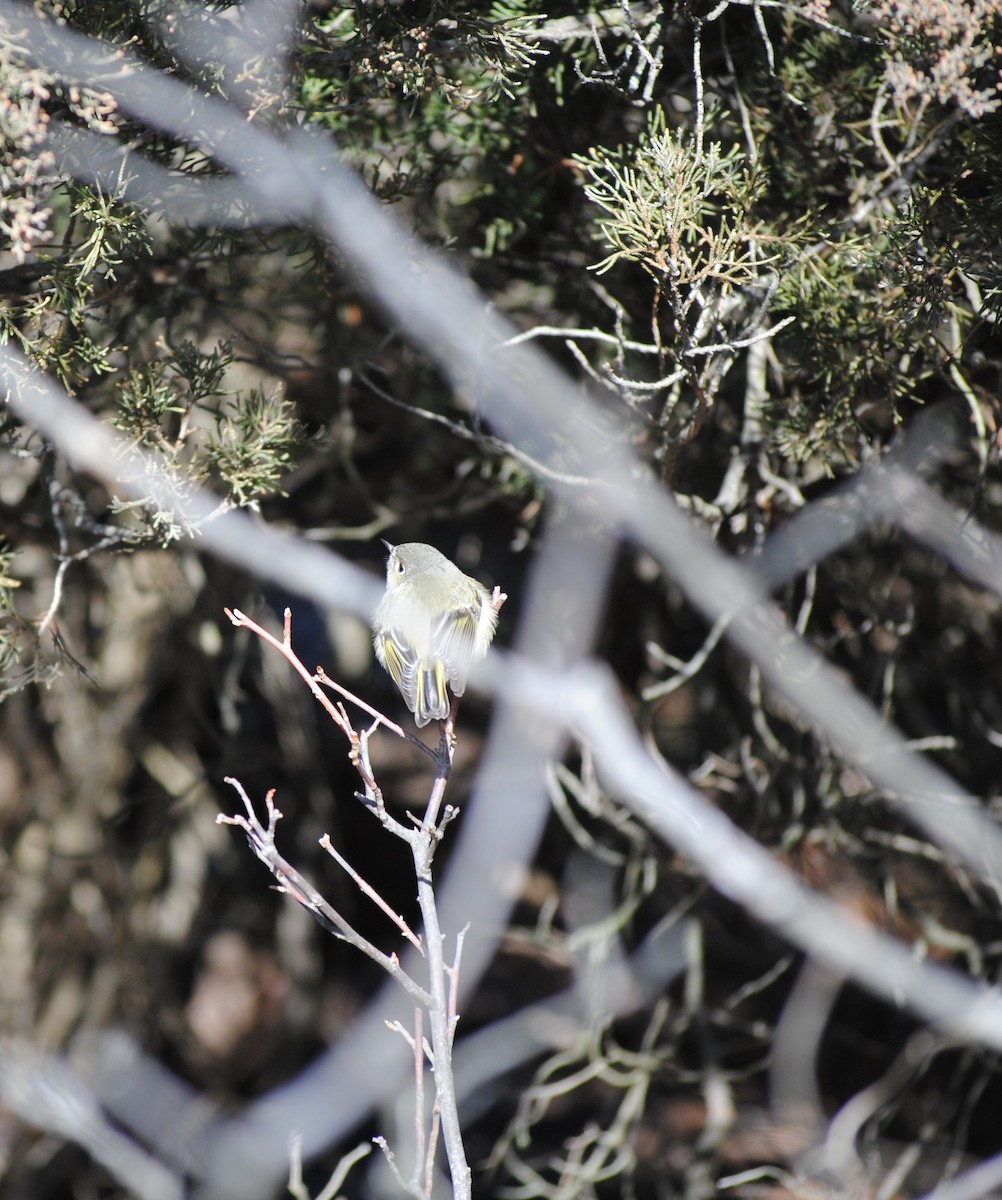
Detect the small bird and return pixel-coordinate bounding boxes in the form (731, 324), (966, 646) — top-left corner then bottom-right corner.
(372, 541), (498, 727)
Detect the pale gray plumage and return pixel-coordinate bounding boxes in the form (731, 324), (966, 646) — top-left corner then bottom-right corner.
(372, 542), (497, 726)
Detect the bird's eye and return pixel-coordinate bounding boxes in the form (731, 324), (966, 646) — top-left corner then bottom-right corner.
(395, 560), (405, 574)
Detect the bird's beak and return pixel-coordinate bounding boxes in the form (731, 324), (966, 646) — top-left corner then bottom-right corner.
(381, 539), (395, 554)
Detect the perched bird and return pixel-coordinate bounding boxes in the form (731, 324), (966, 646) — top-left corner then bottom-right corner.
(372, 541), (498, 727)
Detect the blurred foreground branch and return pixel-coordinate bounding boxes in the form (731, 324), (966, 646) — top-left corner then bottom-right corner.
(2, 4), (1002, 1199)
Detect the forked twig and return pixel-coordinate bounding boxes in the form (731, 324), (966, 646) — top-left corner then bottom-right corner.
(217, 779), (431, 1006)
(220, 601), (494, 1200)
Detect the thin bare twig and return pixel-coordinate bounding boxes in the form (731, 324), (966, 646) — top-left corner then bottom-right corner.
(288, 1134), (371, 1200)
(319, 834), (424, 952)
(224, 596), (487, 1199)
(226, 606), (400, 737)
(217, 779), (432, 1006)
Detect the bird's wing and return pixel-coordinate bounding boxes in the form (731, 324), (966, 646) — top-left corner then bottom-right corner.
(431, 594), (489, 695)
(376, 626), (421, 714)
